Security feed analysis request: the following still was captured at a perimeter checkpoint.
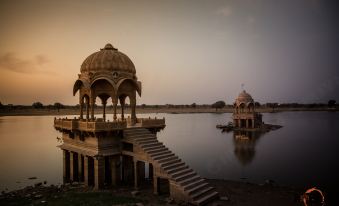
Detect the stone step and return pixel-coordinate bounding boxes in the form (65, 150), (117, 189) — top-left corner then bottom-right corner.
(182, 178), (205, 190)
(167, 165), (189, 175)
(185, 182), (209, 195)
(157, 155), (178, 164)
(135, 137), (156, 143)
(143, 145), (166, 152)
(152, 152), (174, 160)
(149, 149), (171, 158)
(124, 131), (148, 135)
(138, 139), (158, 145)
(191, 187), (215, 201)
(124, 131), (150, 136)
(171, 168), (194, 178)
(175, 171), (197, 182)
(124, 128), (218, 206)
(146, 146), (167, 154)
(160, 158), (181, 167)
(163, 162), (186, 171)
(126, 134), (154, 138)
(124, 128), (148, 132)
(178, 175), (201, 186)
(193, 191), (219, 206)
(141, 142), (163, 149)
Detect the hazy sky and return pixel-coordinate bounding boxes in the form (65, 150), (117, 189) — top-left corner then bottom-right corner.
(0, 0), (338, 105)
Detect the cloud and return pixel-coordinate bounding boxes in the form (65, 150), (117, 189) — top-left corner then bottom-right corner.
(216, 6), (233, 17)
(0, 53), (50, 74)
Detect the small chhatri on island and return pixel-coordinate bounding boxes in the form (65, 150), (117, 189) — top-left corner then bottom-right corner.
(54, 43), (218, 205)
(233, 90), (263, 129)
(217, 90), (282, 133)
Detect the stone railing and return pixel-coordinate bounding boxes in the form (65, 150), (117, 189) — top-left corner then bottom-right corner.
(125, 116), (166, 127)
(139, 117), (166, 127)
(54, 118), (127, 132)
(54, 116), (165, 131)
(54, 118), (79, 130)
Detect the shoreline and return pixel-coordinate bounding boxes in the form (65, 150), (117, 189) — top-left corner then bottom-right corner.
(1, 178), (335, 205)
(0, 179), (311, 206)
(0, 107), (337, 117)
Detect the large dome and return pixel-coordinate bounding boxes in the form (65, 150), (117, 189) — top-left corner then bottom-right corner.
(235, 90), (254, 105)
(80, 43), (136, 74)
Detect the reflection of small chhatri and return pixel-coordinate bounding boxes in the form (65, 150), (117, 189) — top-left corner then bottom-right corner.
(54, 44), (218, 205)
(233, 131), (262, 166)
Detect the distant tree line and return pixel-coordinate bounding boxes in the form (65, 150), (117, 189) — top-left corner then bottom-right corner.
(0, 99), (337, 111)
(264, 101), (337, 109)
(0, 101), (66, 112)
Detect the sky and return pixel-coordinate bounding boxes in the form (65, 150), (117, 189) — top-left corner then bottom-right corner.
(0, 0), (338, 105)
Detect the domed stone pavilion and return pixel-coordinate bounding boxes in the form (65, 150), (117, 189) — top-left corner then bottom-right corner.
(233, 90), (262, 128)
(54, 44), (218, 205)
(73, 43), (141, 124)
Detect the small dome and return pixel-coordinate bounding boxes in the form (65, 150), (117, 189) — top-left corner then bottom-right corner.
(235, 90), (254, 105)
(80, 43), (136, 74)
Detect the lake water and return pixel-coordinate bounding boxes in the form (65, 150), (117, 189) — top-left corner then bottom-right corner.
(0, 112), (338, 193)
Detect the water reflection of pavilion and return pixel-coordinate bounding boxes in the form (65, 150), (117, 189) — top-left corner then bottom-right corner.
(233, 131), (262, 166)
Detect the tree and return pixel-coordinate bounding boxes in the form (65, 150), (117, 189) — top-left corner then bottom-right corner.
(32, 102), (44, 109)
(254, 102), (261, 107)
(191, 103), (197, 108)
(54, 102), (65, 112)
(211, 101), (226, 111)
(328, 100), (336, 108)
(266, 102), (279, 112)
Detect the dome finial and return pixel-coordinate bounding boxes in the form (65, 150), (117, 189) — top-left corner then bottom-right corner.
(103, 43), (117, 50)
(241, 83), (245, 91)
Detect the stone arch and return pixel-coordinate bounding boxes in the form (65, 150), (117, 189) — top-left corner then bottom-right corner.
(239, 102), (246, 113)
(117, 78), (141, 97)
(91, 78), (115, 92)
(87, 78), (115, 120)
(80, 94), (90, 120)
(247, 102), (254, 112)
(73, 79), (90, 96)
(116, 79), (139, 124)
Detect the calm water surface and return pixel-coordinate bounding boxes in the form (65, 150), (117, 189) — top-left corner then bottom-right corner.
(0, 112), (338, 192)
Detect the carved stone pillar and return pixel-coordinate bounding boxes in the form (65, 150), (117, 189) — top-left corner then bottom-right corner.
(80, 96), (84, 119)
(84, 156), (88, 186)
(119, 96), (126, 120)
(70, 152), (78, 182)
(94, 156), (105, 190)
(110, 155), (121, 186)
(102, 100), (107, 121)
(78, 154), (84, 182)
(63, 150), (70, 183)
(130, 96), (136, 125)
(113, 99), (118, 121)
(85, 97), (90, 120)
(134, 160), (145, 189)
(90, 97), (95, 120)
(153, 176), (159, 195)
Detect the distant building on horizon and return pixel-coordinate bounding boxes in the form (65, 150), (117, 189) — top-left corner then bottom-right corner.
(232, 90), (262, 129)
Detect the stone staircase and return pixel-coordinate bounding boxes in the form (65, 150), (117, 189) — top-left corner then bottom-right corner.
(123, 128), (219, 205)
